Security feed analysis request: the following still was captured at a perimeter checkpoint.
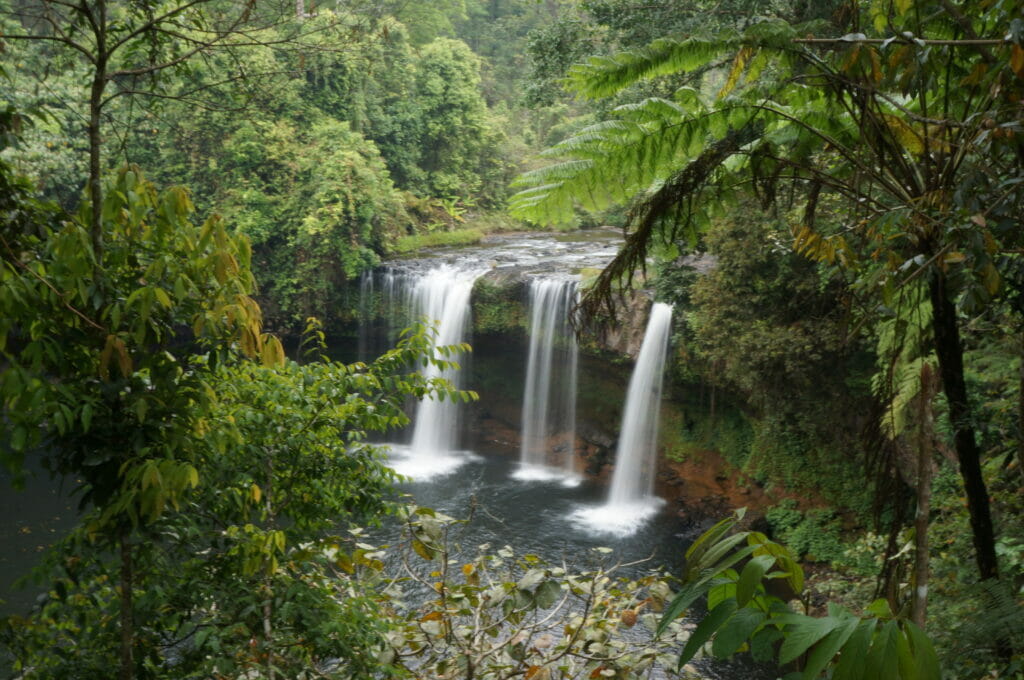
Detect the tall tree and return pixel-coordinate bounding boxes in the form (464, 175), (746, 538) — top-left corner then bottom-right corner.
(0, 0), (381, 255)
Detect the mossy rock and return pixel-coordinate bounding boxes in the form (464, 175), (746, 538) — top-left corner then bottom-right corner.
(472, 276), (527, 335)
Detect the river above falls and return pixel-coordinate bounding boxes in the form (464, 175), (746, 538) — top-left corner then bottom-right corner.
(388, 227), (625, 276)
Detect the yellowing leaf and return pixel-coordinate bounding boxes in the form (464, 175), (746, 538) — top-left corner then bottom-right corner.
(882, 114), (924, 154)
(239, 327), (258, 357)
(111, 336), (132, 378)
(944, 251), (966, 264)
(525, 666), (550, 680)
(718, 47), (753, 99)
(868, 47), (882, 83)
(260, 334), (285, 367)
(336, 553), (354, 574)
(983, 263), (1001, 295)
(412, 539), (435, 561)
(99, 334), (115, 381)
(895, 0), (913, 15)
(841, 44), (862, 73)
(1012, 44), (1024, 77)
(960, 62), (988, 86)
(153, 288), (172, 309)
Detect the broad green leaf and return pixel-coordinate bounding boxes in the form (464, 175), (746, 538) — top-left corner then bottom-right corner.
(866, 598), (893, 619)
(904, 621), (940, 680)
(685, 515), (739, 563)
(657, 544), (759, 636)
(801, 612), (859, 679)
(737, 554), (775, 606)
(677, 598), (738, 668)
(864, 620), (899, 680)
(779, 615), (841, 665)
(535, 580), (561, 609)
(751, 626), (784, 662)
(711, 606), (765, 658)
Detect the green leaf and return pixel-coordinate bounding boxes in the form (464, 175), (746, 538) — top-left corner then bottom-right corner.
(711, 606), (765, 658)
(779, 614), (841, 665)
(10, 425), (26, 452)
(864, 620), (899, 680)
(866, 598), (893, 619)
(904, 621), (940, 680)
(751, 626), (784, 663)
(153, 288), (172, 309)
(535, 580), (561, 609)
(801, 612), (858, 679)
(736, 554), (775, 606)
(677, 598), (738, 668)
(657, 544), (758, 636)
(685, 514), (738, 563)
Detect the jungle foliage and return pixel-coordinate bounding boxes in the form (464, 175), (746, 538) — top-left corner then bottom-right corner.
(513, 0), (1024, 674)
(3, 0), (1024, 678)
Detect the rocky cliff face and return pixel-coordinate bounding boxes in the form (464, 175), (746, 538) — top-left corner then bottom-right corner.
(587, 291), (655, 359)
(472, 269), (656, 359)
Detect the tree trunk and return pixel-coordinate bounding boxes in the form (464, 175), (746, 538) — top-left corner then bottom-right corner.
(88, 0), (108, 258)
(263, 453), (274, 680)
(911, 364), (935, 627)
(1018, 327), (1024, 484)
(928, 271), (999, 581)
(119, 528), (134, 680)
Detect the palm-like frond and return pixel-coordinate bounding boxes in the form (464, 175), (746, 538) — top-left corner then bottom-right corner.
(565, 18), (808, 100)
(566, 36), (737, 99)
(509, 99), (754, 226)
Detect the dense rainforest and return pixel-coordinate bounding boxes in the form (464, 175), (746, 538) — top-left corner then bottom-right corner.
(1, 0), (1022, 678)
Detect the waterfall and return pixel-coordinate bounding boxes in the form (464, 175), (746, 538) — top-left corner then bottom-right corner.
(572, 302), (673, 535)
(514, 277), (579, 483)
(384, 263), (486, 479)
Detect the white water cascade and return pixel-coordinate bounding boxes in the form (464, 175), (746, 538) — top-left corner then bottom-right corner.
(514, 277), (579, 483)
(572, 302), (674, 536)
(386, 264), (486, 480)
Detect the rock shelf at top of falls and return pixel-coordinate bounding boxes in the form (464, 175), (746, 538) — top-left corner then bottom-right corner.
(386, 227), (625, 279)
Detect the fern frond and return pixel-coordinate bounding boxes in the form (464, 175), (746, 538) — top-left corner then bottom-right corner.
(509, 105), (750, 226)
(567, 36), (737, 99)
(613, 97), (696, 123)
(580, 122), (763, 319)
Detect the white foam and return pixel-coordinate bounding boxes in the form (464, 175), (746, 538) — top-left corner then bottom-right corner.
(511, 464), (581, 487)
(568, 498), (665, 537)
(385, 444), (478, 481)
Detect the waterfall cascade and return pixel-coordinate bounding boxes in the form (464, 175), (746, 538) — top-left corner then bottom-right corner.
(370, 263), (486, 479)
(572, 302), (674, 535)
(514, 277), (579, 483)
